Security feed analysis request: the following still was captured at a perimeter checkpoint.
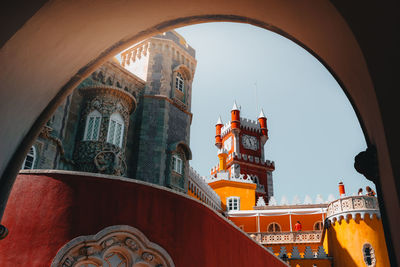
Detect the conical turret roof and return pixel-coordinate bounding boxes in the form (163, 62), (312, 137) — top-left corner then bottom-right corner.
(232, 101), (240, 111)
(258, 109), (266, 119)
(216, 116), (223, 125)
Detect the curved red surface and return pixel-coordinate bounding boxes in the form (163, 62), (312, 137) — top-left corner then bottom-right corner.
(0, 172), (285, 266)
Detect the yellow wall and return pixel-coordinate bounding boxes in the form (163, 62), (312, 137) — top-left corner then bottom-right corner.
(325, 214), (390, 267)
(209, 180), (256, 211)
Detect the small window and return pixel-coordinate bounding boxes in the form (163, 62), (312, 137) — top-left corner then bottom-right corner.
(107, 113), (124, 147)
(227, 196), (240, 211)
(175, 72), (184, 92)
(314, 221), (324, 231)
(84, 110), (102, 141)
(22, 146), (36, 170)
(363, 243), (376, 267)
(267, 222), (281, 233)
(172, 154), (183, 174)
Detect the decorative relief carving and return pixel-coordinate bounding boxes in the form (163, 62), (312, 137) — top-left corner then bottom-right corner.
(250, 231), (322, 245)
(52, 225), (175, 267)
(326, 196), (380, 223)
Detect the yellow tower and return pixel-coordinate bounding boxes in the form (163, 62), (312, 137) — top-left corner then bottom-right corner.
(323, 195), (390, 267)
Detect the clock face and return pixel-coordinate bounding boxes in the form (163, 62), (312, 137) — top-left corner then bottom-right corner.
(242, 134), (258, 150)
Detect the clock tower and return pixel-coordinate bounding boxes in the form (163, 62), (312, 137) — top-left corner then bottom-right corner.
(210, 102), (275, 207)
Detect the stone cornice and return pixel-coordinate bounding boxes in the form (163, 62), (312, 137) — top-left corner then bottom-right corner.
(79, 86), (136, 113)
(143, 95), (193, 120)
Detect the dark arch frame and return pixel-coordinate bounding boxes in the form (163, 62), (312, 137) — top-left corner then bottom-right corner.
(0, 2), (398, 265)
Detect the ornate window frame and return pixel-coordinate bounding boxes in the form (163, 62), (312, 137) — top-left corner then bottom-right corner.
(84, 110), (102, 141)
(51, 225), (175, 267)
(362, 243), (376, 267)
(22, 146), (36, 170)
(227, 196), (240, 211)
(267, 222), (281, 233)
(107, 112), (124, 148)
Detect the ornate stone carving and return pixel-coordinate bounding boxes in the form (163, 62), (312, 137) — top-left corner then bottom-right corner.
(249, 231), (322, 244)
(52, 225), (175, 267)
(94, 149), (127, 176)
(326, 195), (380, 223)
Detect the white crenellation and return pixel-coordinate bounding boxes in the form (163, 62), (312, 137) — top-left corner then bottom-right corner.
(188, 167), (222, 211)
(326, 195), (380, 224)
(240, 118), (261, 133)
(221, 121), (231, 138)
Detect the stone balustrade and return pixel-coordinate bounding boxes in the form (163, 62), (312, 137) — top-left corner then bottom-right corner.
(188, 167), (222, 211)
(248, 231), (323, 244)
(326, 195), (380, 222)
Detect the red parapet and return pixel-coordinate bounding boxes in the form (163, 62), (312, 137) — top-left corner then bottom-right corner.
(0, 171), (286, 267)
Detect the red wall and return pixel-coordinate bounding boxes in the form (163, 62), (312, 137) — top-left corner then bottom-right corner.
(0, 172), (286, 267)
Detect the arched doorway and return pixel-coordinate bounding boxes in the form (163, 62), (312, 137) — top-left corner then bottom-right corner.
(0, 1), (398, 265)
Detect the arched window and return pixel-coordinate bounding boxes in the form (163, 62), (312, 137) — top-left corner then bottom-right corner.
(267, 222), (281, 233)
(22, 146), (36, 169)
(363, 243), (376, 267)
(314, 221), (324, 231)
(175, 72), (184, 92)
(84, 110), (102, 141)
(172, 154), (183, 174)
(107, 113), (124, 147)
(227, 196), (240, 211)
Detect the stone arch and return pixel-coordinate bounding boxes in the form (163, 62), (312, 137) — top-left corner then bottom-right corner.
(0, 2), (398, 265)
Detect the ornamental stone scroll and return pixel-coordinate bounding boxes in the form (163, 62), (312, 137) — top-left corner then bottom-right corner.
(51, 225), (175, 267)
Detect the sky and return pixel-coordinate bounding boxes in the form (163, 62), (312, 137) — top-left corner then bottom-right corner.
(172, 22), (376, 204)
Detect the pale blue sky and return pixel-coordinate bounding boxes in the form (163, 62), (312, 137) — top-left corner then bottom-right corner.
(174, 22), (375, 203)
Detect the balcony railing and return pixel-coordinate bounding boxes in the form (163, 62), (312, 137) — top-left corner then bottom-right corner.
(248, 231), (323, 244)
(326, 195), (380, 222)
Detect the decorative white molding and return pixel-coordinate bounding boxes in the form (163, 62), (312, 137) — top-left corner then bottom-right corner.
(51, 225), (175, 267)
(326, 195), (380, 223)
(240, 118), (261, 133)
(205, 172), (254, 184)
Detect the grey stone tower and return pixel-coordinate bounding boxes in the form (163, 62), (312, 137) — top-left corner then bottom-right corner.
(121, 31), (197, 192)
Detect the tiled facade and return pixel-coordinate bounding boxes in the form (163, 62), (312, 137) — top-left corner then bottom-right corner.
(26, 31), (196, 193)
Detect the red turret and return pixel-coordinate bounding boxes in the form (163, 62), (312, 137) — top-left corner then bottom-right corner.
(231, 101), (240, 132)
(215, 116), (223, 149)
(258, 109), (268, 145)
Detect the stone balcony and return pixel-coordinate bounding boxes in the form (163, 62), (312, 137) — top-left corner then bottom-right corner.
(326, 195), (380, 223)
(248, 231), (323, 245)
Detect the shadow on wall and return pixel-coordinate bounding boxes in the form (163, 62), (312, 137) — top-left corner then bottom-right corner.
(0, 171), (286, 267)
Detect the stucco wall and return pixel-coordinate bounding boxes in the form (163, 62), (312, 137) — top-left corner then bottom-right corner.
(0, 171), (286, 267)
